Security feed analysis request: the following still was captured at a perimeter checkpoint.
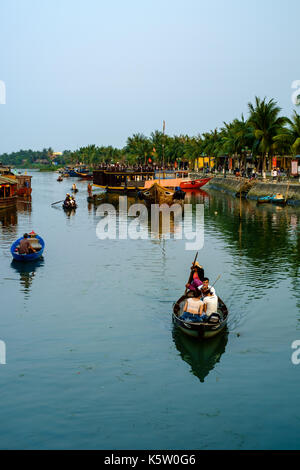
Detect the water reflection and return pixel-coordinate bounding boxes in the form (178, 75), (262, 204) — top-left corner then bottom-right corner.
(0, 207), (18, 228)
(10, 258), (44, 298)
(173, 328), (228, 383)
(90, 191), (205, 241)
(17, 197), (32, 214)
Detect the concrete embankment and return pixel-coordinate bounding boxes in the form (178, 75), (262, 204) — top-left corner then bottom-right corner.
(247, 181), (300, 204)
(207, 176), (255, 196)
(206, 176), (300, 205)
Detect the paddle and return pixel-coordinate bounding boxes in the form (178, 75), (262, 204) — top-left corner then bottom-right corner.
(51, 199), (64, 206)
(211, 274), (221, 287)
(184, 251), (198, 295)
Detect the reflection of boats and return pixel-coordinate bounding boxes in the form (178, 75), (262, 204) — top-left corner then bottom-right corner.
(11, 234), (45, 262)
(11, 258), (44, 295)
(173, 293), (228, 339)
(257, 194), (286, 205)
(180, 178), (211, 190)
(173, 328), (228, 382)
(0, 206), (18, 227)
(138, 182), (185, 206)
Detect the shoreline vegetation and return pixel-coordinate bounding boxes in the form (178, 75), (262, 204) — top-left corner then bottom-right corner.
(1, 96), (299, 172)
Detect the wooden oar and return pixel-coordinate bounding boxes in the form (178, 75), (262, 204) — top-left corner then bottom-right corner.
(212, 274), (221, 287)
(184, 251), (198, 295)
(51, 199), (64, 206)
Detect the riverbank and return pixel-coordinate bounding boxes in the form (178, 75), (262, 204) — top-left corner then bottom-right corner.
(206, 175), (300, 205)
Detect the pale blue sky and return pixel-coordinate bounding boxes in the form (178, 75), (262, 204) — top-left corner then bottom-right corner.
(0, 0), (299, 153)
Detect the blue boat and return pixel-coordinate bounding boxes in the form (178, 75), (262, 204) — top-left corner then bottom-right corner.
(10, 234), (45, 262)
(257, 193), (286, 205)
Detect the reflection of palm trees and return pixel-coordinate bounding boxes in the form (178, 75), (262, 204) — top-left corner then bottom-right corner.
(10, 259), (44, 298)
(173, 328), (228, 383)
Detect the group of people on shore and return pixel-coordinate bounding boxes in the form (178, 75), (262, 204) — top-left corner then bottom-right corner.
(96, 163), (187, 172)
(181, 262), (218, 323)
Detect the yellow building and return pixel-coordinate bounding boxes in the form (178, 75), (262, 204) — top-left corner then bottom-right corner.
(192, 156), (215, 171)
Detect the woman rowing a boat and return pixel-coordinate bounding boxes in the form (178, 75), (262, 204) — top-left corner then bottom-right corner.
(185, 262), (205, 292)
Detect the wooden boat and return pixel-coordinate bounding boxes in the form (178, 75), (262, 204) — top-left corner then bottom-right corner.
(138, 182), (185, 206)
(172, 293), (228, 339)
(75, 171), (93, 180)
(71, 187), (78, 193)
(63, 201), (77, 210)
(180, 177), (211, 190)
(10, 233), (45, 262)
(57, 176), (63, 182)
(0, 175), (18, 209)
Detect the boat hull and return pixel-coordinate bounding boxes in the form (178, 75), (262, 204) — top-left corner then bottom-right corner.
(139, 182), (185, 206)
(172, 294), (228, 339)
(257, 195), (286, 205)
(180, 178), (211, 190)
(0, 195), (18, 210)
(10, 235), (45, 262)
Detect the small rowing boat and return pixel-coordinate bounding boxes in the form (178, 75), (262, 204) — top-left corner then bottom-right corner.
(138, 182), (185, 206)
(63, 201), (77, 210)
(257, 193), (286, 205)
(173, 293), (228, 339)
(10, 233), (45, 262)
(180, 177), (211, 190)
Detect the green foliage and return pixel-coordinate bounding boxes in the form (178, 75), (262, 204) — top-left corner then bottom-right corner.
(1, 97), (298, 168)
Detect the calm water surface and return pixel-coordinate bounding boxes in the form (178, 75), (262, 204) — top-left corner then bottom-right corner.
(0, 171), (300, 450)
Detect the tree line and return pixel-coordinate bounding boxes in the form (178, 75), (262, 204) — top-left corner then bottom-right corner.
(1, 97), (300, 170)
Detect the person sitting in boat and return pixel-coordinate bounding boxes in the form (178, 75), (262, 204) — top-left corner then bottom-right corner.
(18, 233), (36, 254)
(186, 262), (205, 292)
(180, 289), (205, 323)
(70, 196), (76, 207)
(202, 288), (218, 319)
(64, 193), (71, 206)
(198, 277), (216, 297)
(72, 183), (77, 191)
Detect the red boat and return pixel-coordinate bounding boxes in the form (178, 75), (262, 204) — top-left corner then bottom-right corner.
(179, 178), (211, 190)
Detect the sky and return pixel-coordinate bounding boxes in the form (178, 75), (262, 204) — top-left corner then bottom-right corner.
(0, 0), (299, 153)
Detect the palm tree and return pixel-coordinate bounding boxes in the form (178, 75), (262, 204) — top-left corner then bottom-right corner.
(274, 110), (300, 155)
(248, 97), (288, 174)
(125, 133), (152, 164)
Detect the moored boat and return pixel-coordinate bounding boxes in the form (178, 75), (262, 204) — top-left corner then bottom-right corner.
(75, 171), (93, 180)
(0, 176), (18, 209)
(10, 233), (45, 262)
(173, 293), (228, 339)
(257, 193), (286, 205)
(180, 177), (211, 190)
(138, 182), (185, 206)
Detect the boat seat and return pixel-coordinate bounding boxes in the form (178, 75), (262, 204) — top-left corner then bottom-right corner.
(29, 238), (42, 249)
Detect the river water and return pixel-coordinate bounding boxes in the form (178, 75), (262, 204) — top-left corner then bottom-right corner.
(0, 171), (299, 450)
